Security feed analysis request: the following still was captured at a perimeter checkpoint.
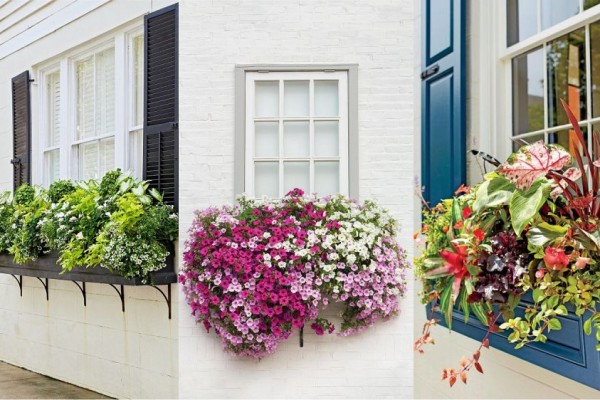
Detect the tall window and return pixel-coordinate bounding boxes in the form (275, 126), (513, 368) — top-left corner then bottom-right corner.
(508, 1), (600, 151)
(245, 71), (349, 198)
(38, 27), (143, 185)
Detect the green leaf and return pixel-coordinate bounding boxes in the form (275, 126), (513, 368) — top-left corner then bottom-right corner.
(526, 222), (568, 247)
(473, 177), (515, 212)
(439, 284), (454, 329)
(471, 302), (488, 326)
(584, 318), (593, 335)
(514, 342), (525, 350)
(532, 288), (545, 303)
(458, 287), (470, 323)
(555, 305), (568, 316)
(548, 318), (562, 331)
(509, 179), (550, 236)
(547, 295), (559, 309)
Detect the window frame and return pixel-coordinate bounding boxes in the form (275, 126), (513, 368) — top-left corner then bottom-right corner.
(235, 64), (359, 200)
(491, 4), (600, 162)
(33, 21), (144, 185)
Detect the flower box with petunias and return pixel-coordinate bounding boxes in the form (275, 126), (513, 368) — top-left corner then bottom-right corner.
(180, 189), (409, 358)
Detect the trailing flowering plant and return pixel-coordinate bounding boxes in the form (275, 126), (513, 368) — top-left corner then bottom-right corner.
(415, 100), (600, 387)
(180, 189), (408, 358)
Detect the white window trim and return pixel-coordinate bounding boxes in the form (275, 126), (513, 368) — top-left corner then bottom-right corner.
(244, 71), (349, 198)
(478, 3), (600, 165)
(235, 64), (359, 201)
(33, 22), (143, 186)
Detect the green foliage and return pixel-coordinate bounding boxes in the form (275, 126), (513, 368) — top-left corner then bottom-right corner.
(0, 170), (178, 282)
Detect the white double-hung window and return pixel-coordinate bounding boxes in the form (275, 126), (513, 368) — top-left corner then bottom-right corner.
(37, 25), (144, 186)
(244, 71), (349, 198)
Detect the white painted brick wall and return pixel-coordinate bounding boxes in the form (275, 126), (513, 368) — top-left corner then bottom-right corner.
(0, 1), (177, 398)
(178, 0), (415, 398)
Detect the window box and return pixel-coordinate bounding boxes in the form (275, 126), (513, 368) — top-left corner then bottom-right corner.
(430, 294), (600, 390)
(0, 244), (176, 286)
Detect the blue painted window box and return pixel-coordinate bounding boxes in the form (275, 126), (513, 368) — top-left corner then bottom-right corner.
(429, 294), (600, 390)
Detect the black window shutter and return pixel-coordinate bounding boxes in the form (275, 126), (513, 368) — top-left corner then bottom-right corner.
(144, 3), (178, 209)
(11, 71), (32, 191)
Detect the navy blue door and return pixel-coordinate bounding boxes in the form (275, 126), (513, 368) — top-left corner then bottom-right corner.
(421, 0), (466, 207)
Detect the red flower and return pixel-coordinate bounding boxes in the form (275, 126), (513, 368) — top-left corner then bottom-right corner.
(425, 242), (470, 301)
(473, 229), (485, 242)
(544, 247), (570, 271)
(462, 207), (473, 219)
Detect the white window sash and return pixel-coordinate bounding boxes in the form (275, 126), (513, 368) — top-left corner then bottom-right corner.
(245, 71), (349, 198)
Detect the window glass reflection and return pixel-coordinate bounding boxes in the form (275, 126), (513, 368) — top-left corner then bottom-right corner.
(512, 47), (544, 135)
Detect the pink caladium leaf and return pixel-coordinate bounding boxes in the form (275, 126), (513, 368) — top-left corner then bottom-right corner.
(593, 159), (600, 168)
(497, 141), (572, 190)
(563, 167), (582, 181)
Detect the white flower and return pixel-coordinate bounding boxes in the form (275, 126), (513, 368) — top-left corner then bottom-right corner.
(76, 232), (84, 240)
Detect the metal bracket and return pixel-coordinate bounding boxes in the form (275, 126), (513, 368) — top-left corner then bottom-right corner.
(151, 284), (172, 319)
(10, 275), (22, 296)
(108, 284), (125, 312)
(35, 277), (49, 301)
(72, 281), (86, 306)
(299, 325), (304, 348)
(420, 63), (439, 80)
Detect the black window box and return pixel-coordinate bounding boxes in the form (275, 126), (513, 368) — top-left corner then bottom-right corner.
(0, 243), (177, 286)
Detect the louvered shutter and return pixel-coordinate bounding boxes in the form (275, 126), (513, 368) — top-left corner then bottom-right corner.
(11, 71), (32, 190)
(143, 4), (178, 209)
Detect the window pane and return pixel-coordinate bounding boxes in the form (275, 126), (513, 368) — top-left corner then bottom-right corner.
(44, 149), (60, 186)
(100, 137), (115, 175)
(96, 47), (115, 137)
(507, 0), (538, 46)
(549, 127), (588, 154)
(314, 80), (339, 116)
(255, 81), (279, 117)
(585, 0), (600, 10)
(590, 21), (600, 117)
(512, 47), (544, 134)
(542, 0), (580, 30)
(314, 161), (339, 196)
(283, 121), (309, 157)
(512, 133), (545, 152)
(284, 81), (309, 116)
(133, 35), (144, 127)
(46, 72), (60, 148)
(79, 141), (99, 180)
(129, 129), (143, 179)
(284, 161), (309, 194)
(255, 162), (279, 198)
(314, 121), (339, 157)
(76, 56), (94, 140)
(255, 122), (279, 157)
(547, 28), (586, 128)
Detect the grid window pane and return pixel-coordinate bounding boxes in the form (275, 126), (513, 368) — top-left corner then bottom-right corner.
(315, 121), (339, 157)
(79, 141), (99, 180)
(255, 162), (279, 197)
(585, 0), (600, 10)
(283, 121), (309, 157)
(284, 81), (309, 116)
(549, 127), (588, 155)
(507, 0), (538, 46)
(255, 81), (279, 117)
(284, 161), (309, 194)
(314, 161), (339, 196)
(46, 72), (61, 147)
(314, 81), (339, 116)
(44, 150), (60, 185)
(76, 56), (94, 140)
(100, 137), (115, 175)
(255, 122), (279, 157)
(591, 21), (600, 117)
(133, 35), (144, 127)
(542, 0), (579, 30)
(95, 47), (115, 137)
(128, 129), (143, 179)
(547, 28), (586, 128)
(512, 47), (544, 135)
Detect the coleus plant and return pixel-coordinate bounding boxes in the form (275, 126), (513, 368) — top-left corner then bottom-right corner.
(415, 100), (600, 387)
